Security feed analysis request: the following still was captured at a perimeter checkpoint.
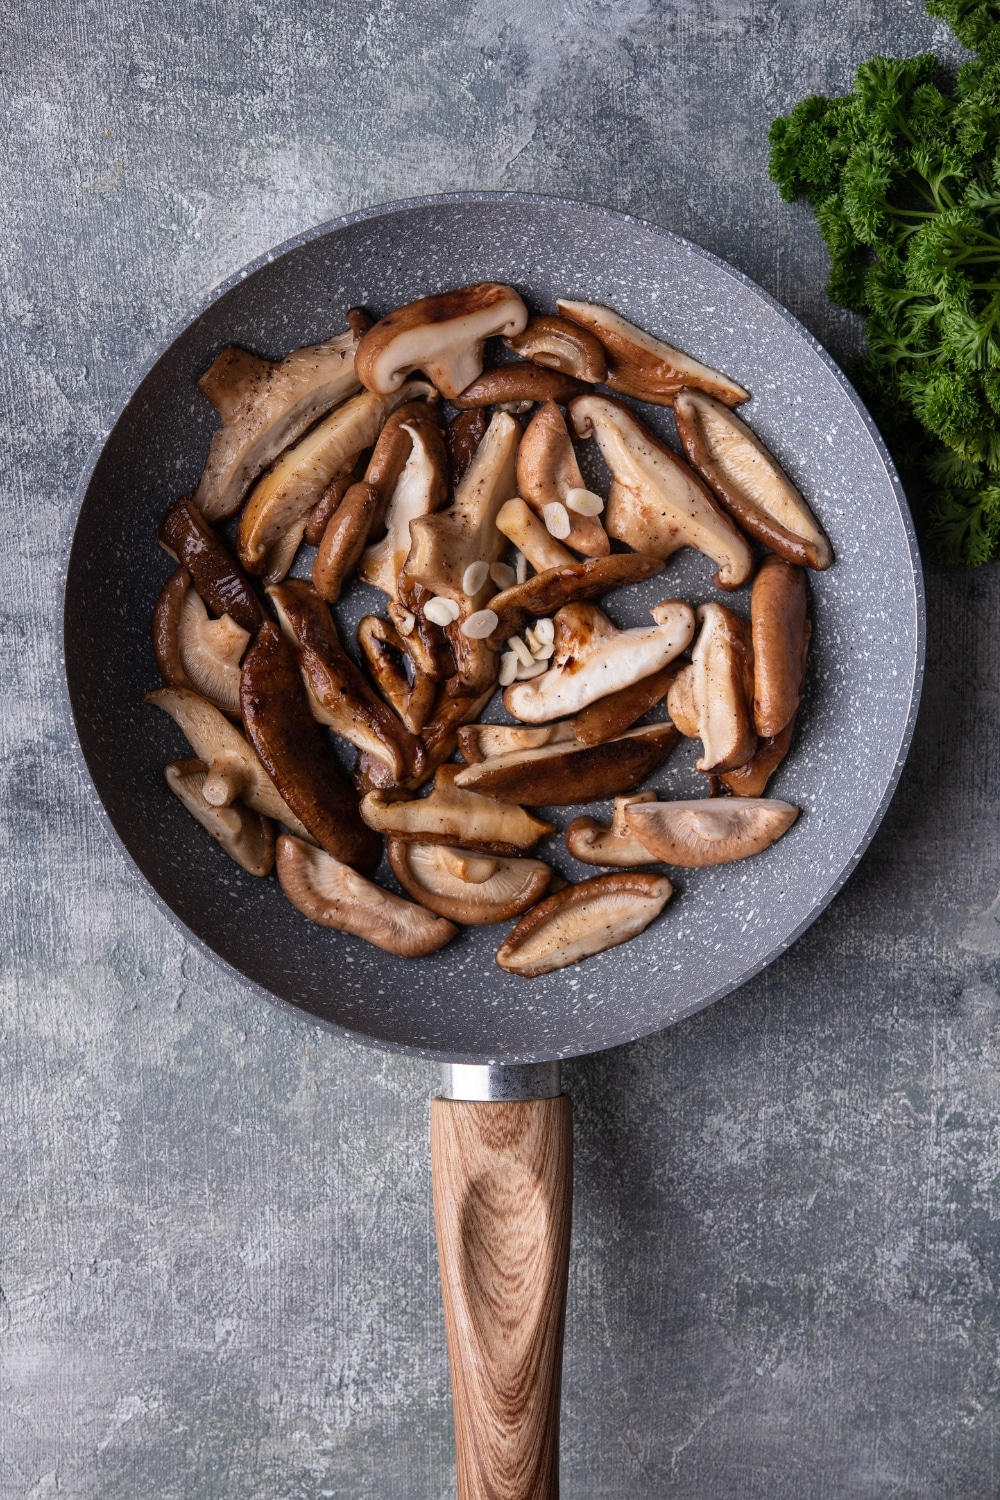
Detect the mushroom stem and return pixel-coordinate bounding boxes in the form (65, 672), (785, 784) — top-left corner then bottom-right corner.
(495, 498), (574, 573)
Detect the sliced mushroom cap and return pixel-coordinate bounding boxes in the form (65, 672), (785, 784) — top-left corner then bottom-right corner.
(164, 757), (275, 876)
(751, 554), (810, 738)
(241, 622), (381, 872)
(505, 600), (696, 724)
(400, 410), (520, 611)
(152, 568), (196, 691)
(556, 300), (748, 407)
(495, 871), (673, 976)
(157, 573), (248, 714)
(504, 314), (608, 383)
(447, 408), (488, 489)
(453, 722), (679, 805)
(356, 615), (439, 737)
(673, 388), (832, 570)
(158, 496), (265, 633)
(517, 401), (609, 558)
(145, 686), (311, 837)
(666, 602), (756, 773)
(565, 792), (659, 867)
(194, 327), (362, 521)
(451, 364), (587, 410)
(238, 380), (435, 582)
(361, 764), (554, 855)
(495, 497), (575, 574)
(303, 452), (368, 547)
(277, 834), (457, 957)
(570, 394), (753, 590)
(487, 555), (667, 648)
(387, 839), (553, 924)
(269, 580), (424, 785)
(625, 796), (799, 867)
(358, 404), (449, 597)
(416, 681), (501, 786)
(571, 662), (678, 747)
(355, 283), (528, 400)
(457, 721), (577, 763)
(719, 718), (796, 798)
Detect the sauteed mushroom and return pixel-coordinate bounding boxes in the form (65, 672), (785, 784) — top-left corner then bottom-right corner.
(277, 834), (457, 957)
(356, 615), (439, 736)
(358, 403), (449, 598)
(446, 409), (488, 488)
(504, 314), (607, 383)
(269, 580), (424, 786)
(144, 686), (311, 837)
(565, 792), (659, 867)
(570, 394), (753, 589)
(751, 554), (810, 737)
(495, 498), (575, 574)
(165, 758), (275, 876)
(505, 600), (695, 724)
(453, 723), (679, 805)
(303, 453), (368, 547)
(400, 410), (520, 610)
(557, 299), (748, 407)
(387, 840), (553, 925)
(517, 401), (609, 558)
(677, 387), (833, 567)
(194, 326), (362, 520)
(238, 380), (435, 583)
(152, 568), (249, 715)
(719, 719), (796, 798)
(158, 496), (265, 633)
(451, 365), (587, 410)
(495, 871), (673, 976)
(625, 797), (799, 867)
(666, 602), (756, 773)
(355, 283), (528, 400)
(674, 388), (833, 569)
(571, 663), (678, 747)
(457, 722), (577, 763)
(486, 552), (666, 648)
(241, 623), (380, 872)
(361, 764), (554, 855)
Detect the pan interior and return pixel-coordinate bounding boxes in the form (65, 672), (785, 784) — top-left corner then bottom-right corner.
(63, 195), (922, 1062)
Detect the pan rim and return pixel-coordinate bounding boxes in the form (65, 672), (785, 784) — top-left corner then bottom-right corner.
(59, 189), (925, 1064)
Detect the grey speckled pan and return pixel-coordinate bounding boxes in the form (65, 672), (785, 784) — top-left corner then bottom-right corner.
(62, 192), (925, 1065)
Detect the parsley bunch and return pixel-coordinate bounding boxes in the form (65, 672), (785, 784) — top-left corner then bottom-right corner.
(769, 0), (1000, 565)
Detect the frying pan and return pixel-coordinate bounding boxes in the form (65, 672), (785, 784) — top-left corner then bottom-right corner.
(62, 192), (924, 1499)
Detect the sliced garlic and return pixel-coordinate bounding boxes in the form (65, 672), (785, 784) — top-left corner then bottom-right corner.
(460, 608), (500, 639)
(424, 595), (461, 627)
(542, 501), (571, 539)
(565, 486), (605, 516)
(499, 651), (519, 687)
(397, 609), (416, 636)
(462, 560), (489, 595)
(515, 550), (529, 584)
(490, 560), (517, 590)
(533, 616), (555, 645)
(507, 635), (535, 668)
(515, 658), (548, 680)
(531, 638), (554, 660)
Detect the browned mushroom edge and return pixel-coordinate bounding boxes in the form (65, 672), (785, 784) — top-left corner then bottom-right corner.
(360, 764), (554, 856)
(387, 839), (554, 925)
(158, 495), (265, 633)
(276, 833), (457, 956)
(516, 400), (609, 558)
(486, 553), (666, 648)
(504, 314), (607, 383)
(451, 363), (587, 409)
(452, 723), (680, 805)
(625, 796), (799, 867)
(355, 283), (528, 399)
(241, 622), (380, 872)
(751, 555), (811, 739)
(673, 387), (833, 570)
(495, 871), (674, 977)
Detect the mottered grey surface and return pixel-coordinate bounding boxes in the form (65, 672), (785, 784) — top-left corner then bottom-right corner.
(3, 2), (999, 1498)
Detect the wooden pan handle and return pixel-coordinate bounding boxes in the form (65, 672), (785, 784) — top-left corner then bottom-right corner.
(431, 1095), (573, 1500)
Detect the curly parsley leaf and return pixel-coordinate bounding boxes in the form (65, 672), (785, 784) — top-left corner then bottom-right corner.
(770, 1), (1000, 565)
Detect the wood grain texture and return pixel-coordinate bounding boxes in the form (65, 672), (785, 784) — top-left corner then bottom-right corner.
(432, 1098), (572, 1500)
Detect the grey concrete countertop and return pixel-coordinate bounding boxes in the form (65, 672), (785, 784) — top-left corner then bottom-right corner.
(4, 3), (999, 1496)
